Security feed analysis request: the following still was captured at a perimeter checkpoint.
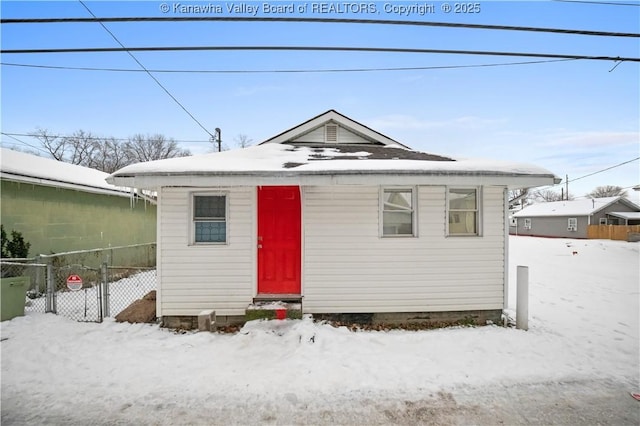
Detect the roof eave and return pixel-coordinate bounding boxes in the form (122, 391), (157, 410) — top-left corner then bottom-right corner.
(2, 171), (135, 198)
(108, 170), (557, 190)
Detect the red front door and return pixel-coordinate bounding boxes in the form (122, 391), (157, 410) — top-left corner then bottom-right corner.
(257, 186), (301, 294)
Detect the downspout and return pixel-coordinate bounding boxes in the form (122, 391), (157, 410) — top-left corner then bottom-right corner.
(503, 188), (510, 318)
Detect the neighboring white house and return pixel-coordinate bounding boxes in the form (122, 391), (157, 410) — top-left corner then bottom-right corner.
(511, 196), (640, 239)
(107, 110), (558, 328)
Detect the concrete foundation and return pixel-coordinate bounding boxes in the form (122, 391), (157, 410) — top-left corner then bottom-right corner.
(161, 309), (502, 331)
(314, 309), (503, 327)
(161, 314), (245, 330)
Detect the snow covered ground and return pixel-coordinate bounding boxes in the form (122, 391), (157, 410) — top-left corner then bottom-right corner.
(1, 236), (638, 425)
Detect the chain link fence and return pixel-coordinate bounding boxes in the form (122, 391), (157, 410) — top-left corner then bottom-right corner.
(104, 266), (156, 318)
(2, 243), (156, 323)
(39, 243), (156, 270)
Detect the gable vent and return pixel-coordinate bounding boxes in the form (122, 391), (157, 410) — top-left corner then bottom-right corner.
(325, 124), (338, 142)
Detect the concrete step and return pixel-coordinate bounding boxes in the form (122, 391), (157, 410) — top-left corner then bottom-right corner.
(246, 301), (302, 321)
(253, 293), (302, 303)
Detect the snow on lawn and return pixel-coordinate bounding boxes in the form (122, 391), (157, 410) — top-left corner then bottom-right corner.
(1, 237), (638, 425)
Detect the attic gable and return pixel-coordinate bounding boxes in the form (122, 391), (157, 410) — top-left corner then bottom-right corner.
(260, 110), (409, 148)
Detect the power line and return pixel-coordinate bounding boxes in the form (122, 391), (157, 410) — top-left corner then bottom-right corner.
(568, 157), (640, 183)
(2, 45), (638, 62)
(0, 58), (580, 74)
(1, 16), (637, 38)
(0, 133), (52, 155)
(76, 1), (215, 140)
(536, 156), (640, 192)
(1, 131), (211, 144)
(553, 0), (640, 6)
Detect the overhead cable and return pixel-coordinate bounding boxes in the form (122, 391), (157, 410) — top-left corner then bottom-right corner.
(552, 0), (640, 6)
(1, 16), (637, 38)
(0, 58), (580, 74)
(2, 45), (638, 62)
(76, 0), (215, 139)
(1, 131), (211, 144)
(568, 157), (640, 183)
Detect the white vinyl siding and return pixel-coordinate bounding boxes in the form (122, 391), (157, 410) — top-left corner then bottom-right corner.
(302, 185), (505, 314)
(157, 187), (254, 317)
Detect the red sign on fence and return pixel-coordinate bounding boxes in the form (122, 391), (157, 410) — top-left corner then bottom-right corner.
(66, 275), (83, 291)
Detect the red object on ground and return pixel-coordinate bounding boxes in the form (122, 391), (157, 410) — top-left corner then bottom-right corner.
(275, 309), (287, 320)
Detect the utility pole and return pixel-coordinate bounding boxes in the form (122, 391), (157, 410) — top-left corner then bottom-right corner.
(565, 174), (569, 200)
(211, 128), (222, 152)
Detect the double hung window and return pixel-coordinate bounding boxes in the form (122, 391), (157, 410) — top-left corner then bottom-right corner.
(193, 195), (227, 243)
(448, 188), (479, 235)
(381, 188), (415, 237)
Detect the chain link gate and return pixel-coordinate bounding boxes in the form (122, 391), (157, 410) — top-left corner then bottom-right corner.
(2, 260), (157, 323)
(46, 264), (103, 322)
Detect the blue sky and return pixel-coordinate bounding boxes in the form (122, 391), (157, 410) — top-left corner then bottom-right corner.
(1, 0), (639, 201)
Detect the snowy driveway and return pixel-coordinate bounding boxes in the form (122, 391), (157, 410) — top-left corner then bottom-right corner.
(1, 236), (639, 425)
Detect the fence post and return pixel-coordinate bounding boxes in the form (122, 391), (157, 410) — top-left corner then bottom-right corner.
(101, 262), (110, 318)
(516, 266), (529, 331)
(45, 264), (56, 314)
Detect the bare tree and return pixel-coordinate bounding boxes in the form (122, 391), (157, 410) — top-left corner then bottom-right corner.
(587, 185), (627, 198)
(234, 134), (253, 148)
(533, 189), (573, 202)
(124, 134), (190, 163)
(64, 130), (99, 166)
(88, 137), (128, 173)
(31, 128), (69, 162)
(31, 129), (99, 166)
(508, 188), (530, 210)
(31, 129), (191, 173)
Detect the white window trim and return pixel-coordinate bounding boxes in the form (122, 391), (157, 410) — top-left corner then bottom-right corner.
(524, 218), (532, 230)
(568, 217), (578, 232)
(599, 217), (607, 225)
(379, 186), (418, 238)
(190, 191), (229, 245)
(446, 186), (482, 237)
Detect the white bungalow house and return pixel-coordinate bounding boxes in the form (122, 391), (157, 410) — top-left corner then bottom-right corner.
(107, 110), (559, 328)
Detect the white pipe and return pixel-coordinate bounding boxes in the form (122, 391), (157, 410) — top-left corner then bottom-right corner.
(516, 265), (529, 331)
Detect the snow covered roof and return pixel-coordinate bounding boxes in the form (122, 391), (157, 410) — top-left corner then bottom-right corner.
(0, 148), (133, 198)
(607, 211), (640, 220)
(107, 143), (559, 189)
(107, 111), (559, 189)
(513, 196), (640, 218)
